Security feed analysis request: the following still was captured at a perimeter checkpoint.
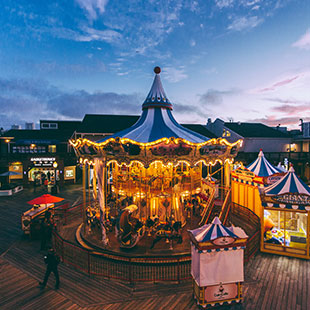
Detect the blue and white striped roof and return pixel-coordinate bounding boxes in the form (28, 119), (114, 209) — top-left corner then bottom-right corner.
(189, 217), (238, 242)
(265, 166), (310, 196)
(246, 149), (281, 177)
(97, 67), (209, 144)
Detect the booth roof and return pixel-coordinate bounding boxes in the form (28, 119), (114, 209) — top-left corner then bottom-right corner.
(96, 68), (210, 144)
(246, 149), (282, 177)
(189, 217), (238, 242)
(265, 166), (310, 196)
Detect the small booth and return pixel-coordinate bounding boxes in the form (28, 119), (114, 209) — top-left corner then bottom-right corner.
(188, 217), (248, 307)
(261, 166), (310, 259)
(21, 194), (64, 237)
(231, 149), (284, 216)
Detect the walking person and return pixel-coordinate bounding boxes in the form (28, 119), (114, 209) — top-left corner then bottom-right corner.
(39, 247), (60, 290)
(40, 210), (53, 250)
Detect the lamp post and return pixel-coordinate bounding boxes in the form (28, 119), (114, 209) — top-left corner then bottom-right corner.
(53, 161), (58, 185)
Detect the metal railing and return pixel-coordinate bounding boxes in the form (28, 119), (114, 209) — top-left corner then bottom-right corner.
(52, 198), (261, 282)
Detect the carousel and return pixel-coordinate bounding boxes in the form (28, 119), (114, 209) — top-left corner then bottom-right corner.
(70, 67), (242, 255)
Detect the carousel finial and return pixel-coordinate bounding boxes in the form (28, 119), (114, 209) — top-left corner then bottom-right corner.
(154, 66), (161, 74)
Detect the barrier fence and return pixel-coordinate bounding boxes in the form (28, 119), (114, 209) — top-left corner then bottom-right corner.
(52, 200), (260, 282)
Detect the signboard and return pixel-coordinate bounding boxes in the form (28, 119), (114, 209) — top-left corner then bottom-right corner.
(274, 193), (310, 205)
(265, 173), (285, 185)
(204, 282), (238, 303)
(64, 166), (75, 180)
(30, 157), (56, 167)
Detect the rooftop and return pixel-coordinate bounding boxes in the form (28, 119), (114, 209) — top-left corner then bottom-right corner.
(225, 122), (290, 138)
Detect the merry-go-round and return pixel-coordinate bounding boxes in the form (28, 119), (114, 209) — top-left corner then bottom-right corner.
(70, 67), (242, 259)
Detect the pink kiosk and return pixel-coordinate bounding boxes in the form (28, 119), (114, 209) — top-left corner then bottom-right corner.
(188, 217), (248, 307)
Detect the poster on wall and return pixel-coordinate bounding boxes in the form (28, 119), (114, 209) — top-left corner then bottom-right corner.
(64, 166), (76, 180)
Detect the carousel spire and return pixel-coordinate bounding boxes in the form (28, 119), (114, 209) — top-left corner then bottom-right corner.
(142, 66), (173, 110)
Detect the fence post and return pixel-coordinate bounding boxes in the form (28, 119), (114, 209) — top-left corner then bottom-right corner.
(129, 258), (132, 284)
(88, 250), (91, 275)
(177, 258), (180, 283)
(61, 238), (64, 262)
(64, 205), (67, 225)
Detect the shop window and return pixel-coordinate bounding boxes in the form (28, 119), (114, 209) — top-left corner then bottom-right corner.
(264, 210), (307, 249)
(48, 145), (56, 153)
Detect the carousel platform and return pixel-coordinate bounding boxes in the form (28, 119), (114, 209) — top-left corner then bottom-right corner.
(76, 216), (201, 258)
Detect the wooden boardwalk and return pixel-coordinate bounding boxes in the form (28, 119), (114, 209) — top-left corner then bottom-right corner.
(1, 185), (309, 309)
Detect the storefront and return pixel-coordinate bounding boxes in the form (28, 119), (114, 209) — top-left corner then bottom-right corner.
(261, 167), (310, 259)
(27, 157), (58, 184)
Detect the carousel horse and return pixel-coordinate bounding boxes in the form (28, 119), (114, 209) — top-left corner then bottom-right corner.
(150, 221), (182, 249)
(115, 205), (144, 248)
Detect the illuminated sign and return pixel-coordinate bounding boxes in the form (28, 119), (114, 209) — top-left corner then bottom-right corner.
(65, 170), (74, 178)
(30, 157), (56, 167)
(64, 166), (75, 180)
(274, 194), (310, 205)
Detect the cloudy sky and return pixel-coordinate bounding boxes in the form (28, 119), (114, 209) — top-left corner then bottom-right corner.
(0, 0), (309, 129)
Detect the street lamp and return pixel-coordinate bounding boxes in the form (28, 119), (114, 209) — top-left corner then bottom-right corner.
(53, 161), (58, 185)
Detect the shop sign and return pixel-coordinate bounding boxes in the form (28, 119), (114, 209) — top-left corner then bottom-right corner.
(204, 282), (238, 303)
(274, 193), (310, 205)
(232, 167), (257, 183)
(30, 157), (56, 167)
(266, 174), (284, 185)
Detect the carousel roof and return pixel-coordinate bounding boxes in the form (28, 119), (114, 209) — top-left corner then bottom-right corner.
(265, 166), (310, 196)
(189, 217), (238, 242)
(246, 149), (281, 177)
(97, 67), (209, 144)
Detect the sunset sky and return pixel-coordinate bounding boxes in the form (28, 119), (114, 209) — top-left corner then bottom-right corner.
(0, 0), (309, 129)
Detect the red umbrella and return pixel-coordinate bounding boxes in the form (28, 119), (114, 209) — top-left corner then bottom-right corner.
(27, 194), (64, 205)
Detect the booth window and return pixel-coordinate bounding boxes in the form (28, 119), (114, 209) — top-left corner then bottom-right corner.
(48, 145), (56, 153)
(264, 209), (307, 249)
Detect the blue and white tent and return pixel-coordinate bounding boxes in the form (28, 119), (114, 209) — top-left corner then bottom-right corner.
(265, 166), (310, 196)
(246, 149), (281, 177)
(97, 67), (209, 144)
(262, 166), (310, 210)
(189, 217), (238, 242)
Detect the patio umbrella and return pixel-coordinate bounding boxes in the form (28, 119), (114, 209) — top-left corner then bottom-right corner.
(0, 171), (22, 176)
(0, 171), (22, 184)
(27, 194), (64, 205)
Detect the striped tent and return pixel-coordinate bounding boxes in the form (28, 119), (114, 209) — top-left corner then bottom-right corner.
(265, 166), (310, 196)
(246, 149), (281, 177)
(97, 67), (208, 144)
(189, 217), (238, 242)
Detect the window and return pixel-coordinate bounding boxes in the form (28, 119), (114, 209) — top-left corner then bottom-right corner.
(264, 209), (308, 249)
(41, 122), (58, 129)
(48, 145), (56, 153)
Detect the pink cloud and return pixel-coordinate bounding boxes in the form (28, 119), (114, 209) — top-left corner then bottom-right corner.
(259, 75), (299, 92)
(248, 115), (310, 127)
(271, 104), (310, 114)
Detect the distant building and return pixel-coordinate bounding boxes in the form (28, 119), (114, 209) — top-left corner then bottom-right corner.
(25, 123), (35, 130)
(206, 118), (309, 183)
(0, 120), (81, 185)
(206, 118), (291, 153)
(11, 124), (21, 130)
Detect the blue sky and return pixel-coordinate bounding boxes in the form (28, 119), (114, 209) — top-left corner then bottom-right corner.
(0, 0), (309, 129)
